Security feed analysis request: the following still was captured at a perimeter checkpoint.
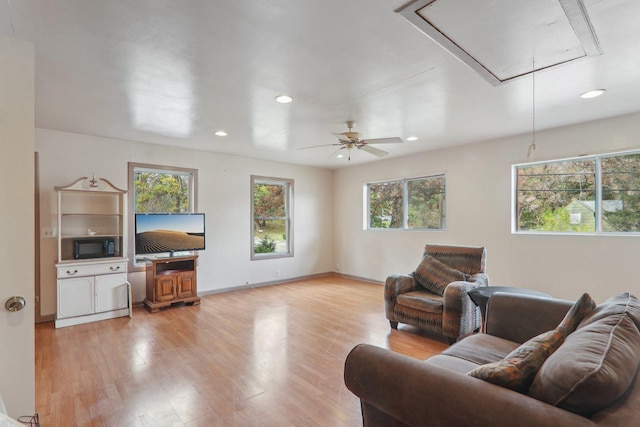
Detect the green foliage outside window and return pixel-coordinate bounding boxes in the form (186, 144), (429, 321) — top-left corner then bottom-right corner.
(254, 235), (277, 253)
(601, 154), (640, 232)
(135, 171), (191, 213)
(252, 177), (292, 257)
(369, 181), (403, 228)
(408, 178), (445, 229)
(516, 152), (640, 233)
(368, 175), (445, 230)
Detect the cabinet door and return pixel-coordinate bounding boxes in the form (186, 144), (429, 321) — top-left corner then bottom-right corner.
(58, 277), (94, 318)
(176, 273), (196, 298)
(95, 273), (128, 313)
(155, 276), (176, 302)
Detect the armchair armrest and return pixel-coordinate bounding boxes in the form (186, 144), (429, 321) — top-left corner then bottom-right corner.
(384, 274), (419, 321)
(442, 280), (485, 339)
(485, 293), (572, 343)
(344, 344), (595, 427)
(469, 272), (489, 287)
(384, 273), (418, 296)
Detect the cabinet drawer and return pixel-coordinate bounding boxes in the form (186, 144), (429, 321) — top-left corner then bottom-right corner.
(57, 260), (127, 278)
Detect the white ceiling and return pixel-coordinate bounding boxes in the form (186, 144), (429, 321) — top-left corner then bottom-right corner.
(1, 0), (639, 168)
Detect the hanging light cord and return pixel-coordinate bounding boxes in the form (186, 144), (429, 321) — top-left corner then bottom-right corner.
(6, 0), (16, 37)
(527, 61), (537, 158)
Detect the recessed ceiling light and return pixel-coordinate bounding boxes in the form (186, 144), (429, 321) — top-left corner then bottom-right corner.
(407, 136), (418, 141)
(580, 89), (606, 99)
(214, 130), (228, 136)
(275, 95), (293, 104)
(337, 154), (344, 158)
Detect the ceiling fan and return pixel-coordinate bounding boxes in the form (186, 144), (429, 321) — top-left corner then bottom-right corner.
(299, 121), (403, 160)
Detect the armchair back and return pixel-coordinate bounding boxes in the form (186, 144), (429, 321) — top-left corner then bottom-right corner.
(424, 244), (486, 276)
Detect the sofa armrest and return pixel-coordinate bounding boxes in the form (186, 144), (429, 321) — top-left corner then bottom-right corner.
(485, 293), (573, 343)
(344, 344), (595, 427)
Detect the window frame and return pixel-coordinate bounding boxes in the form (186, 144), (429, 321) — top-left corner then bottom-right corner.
(512, 149), (640, 235)
(364, 174), (446, 231)
(251, 175), (294, 260)
(128, 162), (198, 268)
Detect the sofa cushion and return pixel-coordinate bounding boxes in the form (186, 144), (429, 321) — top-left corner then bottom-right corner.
(396, 291), (443, 314)
(528, 293), (640, 417)
(467, 327), (566, 393)
(441, 333), (518, 366)
(414, 255), (468, 296)
(578, 292), (640, 331)
(425, 354), (482, 374)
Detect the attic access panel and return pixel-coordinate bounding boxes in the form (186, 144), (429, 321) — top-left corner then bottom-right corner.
(397, 0), (601, 85)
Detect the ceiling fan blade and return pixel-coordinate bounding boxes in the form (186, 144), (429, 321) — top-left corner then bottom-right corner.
(332, 132), (352, 143)
(297, 143), (342, 150)
(361, 137), (403, 144)
(359, 145), (389, 157)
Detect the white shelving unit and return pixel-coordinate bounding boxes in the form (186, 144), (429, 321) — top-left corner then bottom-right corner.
(54, 175), (131, 328)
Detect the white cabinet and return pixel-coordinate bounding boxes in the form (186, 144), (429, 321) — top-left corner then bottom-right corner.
(55, 260), (130, 328)
(58, 276), (94, 318)
(95, 273), (129, 312)
(55, 175), (131, 328)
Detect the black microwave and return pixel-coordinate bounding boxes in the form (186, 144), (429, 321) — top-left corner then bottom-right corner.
(73, 237), (116, 259)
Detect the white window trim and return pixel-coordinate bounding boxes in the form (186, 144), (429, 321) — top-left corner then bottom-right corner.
(512, 149), (640, 236)
(364, 173), (446, 231)
(251, 175), (294, 260)
(128, 162), (198, 269)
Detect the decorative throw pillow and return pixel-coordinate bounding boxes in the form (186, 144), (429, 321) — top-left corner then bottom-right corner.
(557, 292), (596, 334)
(467, 327), (566, 393)
(414, 255), (468, 296)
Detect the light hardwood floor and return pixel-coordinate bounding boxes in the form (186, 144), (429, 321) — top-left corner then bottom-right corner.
(35, 275), (449, 426)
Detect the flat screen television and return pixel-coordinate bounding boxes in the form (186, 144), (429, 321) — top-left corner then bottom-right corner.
(134, 213), (205, 256)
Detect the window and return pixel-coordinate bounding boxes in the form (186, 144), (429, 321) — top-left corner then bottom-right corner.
(128, 163), (198, 263)
(514, 151), (640, 233)
(366, 175), (445, 230)
(251, 176), (293, 259)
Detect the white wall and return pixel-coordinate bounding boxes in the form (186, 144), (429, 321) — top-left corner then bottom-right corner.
(333, 112), (640, 303)
(36, 129), (334, 316)
(0, 35), (35, 417)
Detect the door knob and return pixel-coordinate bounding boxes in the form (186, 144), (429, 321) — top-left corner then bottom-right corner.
(5, 296), (26, 312)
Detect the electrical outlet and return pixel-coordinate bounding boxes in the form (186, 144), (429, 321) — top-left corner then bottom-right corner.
(276, 270), (280, 278)
(41, 228), (56, 239)
(336, 263), (341, 271)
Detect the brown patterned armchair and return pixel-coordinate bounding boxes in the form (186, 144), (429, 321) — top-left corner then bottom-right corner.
(385, 244), (488, 342)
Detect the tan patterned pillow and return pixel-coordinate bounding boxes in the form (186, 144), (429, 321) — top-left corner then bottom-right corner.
(414, 255), (468, 296)
(558, 292), (596, 334)
(467, 328), (566, 393)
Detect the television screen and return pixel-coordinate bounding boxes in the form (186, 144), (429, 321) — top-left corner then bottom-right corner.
(135, 213), (205, 255)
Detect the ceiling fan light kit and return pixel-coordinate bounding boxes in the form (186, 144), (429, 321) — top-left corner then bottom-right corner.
(299, 121), (404, 160)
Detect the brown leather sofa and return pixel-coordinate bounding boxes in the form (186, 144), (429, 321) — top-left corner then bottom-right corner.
(345, 292), (640, 426)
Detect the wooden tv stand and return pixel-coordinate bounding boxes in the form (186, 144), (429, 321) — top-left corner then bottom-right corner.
(143, 255), (201, 313)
